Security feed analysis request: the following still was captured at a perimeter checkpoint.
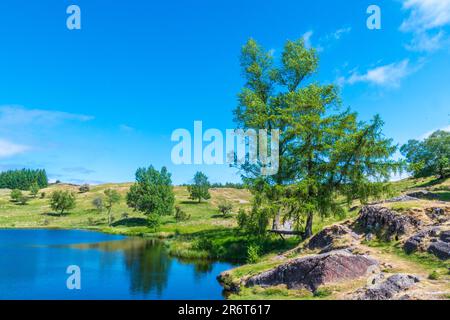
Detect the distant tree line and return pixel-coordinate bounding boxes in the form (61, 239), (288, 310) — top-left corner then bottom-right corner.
(0, 169), (48, 190)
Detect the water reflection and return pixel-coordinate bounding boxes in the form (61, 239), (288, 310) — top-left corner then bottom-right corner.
(0, 230), (233, 300)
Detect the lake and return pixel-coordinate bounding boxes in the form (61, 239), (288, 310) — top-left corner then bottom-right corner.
(0, 229), (233, 300)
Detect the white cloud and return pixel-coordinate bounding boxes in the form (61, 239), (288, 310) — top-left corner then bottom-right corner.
(331, 27), (352, 40)
(302, 30), (314, 49)
(0, 139), (29, 158)
(0, 105), (94, 127)
(420, 124), (450, 139)
(341, 59), (417, 88)
(400, 0), (450, 52)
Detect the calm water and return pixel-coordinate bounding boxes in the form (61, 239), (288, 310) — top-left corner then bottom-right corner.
(0, 229), (233, 300)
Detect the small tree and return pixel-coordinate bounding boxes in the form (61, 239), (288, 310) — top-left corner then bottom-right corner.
(126, 166), (175, 226)
(218, 201), (233, 216)
(30, 182), (40, 198)
(18, 195), (29, 205)
(10, 189), (22, 202)
(79, 184), (90, 193)
(50, 191), (76, 215)
(104, 189), (121, 226)
(174, 205), (190, 221)
(187, 171), (211, 203)
(92, 197), (104, 213)
(401, 130), (450, 179)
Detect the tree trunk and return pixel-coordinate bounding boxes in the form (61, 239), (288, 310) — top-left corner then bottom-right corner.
(303, 212), (313, 239)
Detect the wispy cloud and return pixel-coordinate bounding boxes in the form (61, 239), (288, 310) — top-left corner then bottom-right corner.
(119, 124), (135, 132)
(0, 139), (29, 158)
(420, 124), (450, 139)
(302, 30), (314, 49)
(338, 59), (420, 88)
(400, 0), (450, 52)
(62, 167), (95, 175)
(0, 105), (94, 127)
(302, 27), (351, 52)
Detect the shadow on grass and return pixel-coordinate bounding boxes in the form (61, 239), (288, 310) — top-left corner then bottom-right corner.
(112, 217), (148, 227)
(179, 200), (204, 205)
(415, 177), (447, 188)
(42, 212), (63, 217)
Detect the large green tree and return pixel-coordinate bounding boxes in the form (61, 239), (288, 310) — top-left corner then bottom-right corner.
(50, 190), (76, 215)
(126, 166), (175, 224)
(187, 171), (211, 203)
(401, 130), (449, 179)
(234, 38), (399, 238)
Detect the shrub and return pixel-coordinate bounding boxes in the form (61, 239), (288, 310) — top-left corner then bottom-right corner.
(237, 208), (248, 229)
(92, 197), (104, 213)
(30, 182), (40, 198)
(79, 184), (90, 193)
(147, 213), (161, 231)
(18, 195), (29, 205)
(246, 244), (260, 264)
(218, 201), (233, 216)
(10, 189), (22, 202)
(429, 271), (440, 280)
(175, 205), (190, 221)
(50, 190), (76, 215)
(193, 238), (214, 252)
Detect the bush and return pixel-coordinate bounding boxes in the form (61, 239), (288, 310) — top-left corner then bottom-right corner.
(429, 271), (440, 280)
(10, 189), (23, 202)
(50, 190), (76, 215)
(18, 195), (29, 205)
(92, 197), (104, 213)
(79, 184), (90, 193)
(218, 201), (233, 216)
(147, 213), (161, 231)
(246, 244), (260, 264)
(175, 205), (190, 221)
(237, 208), (248, 229)
(30, 182), (40, 198)
(193, 238), (214, 252)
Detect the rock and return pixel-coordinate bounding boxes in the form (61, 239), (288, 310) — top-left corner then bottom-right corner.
(403, 227), (441, 254)
(355, 206), (422, 240)
(427, 241), (450, 260)
(354, 274), (420, 300)
(307, 225), (359, 253)
(245, 250), (378, 292)
(406, 190), (439, 200)
(440, 230), (450, 243)
(384, 195), (419, 203)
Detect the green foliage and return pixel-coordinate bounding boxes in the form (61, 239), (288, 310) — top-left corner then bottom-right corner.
(313, 287), (333, 298)
(29, 182), (40, 198)
(428, 270), (440, 280)
(18, 195), (29, 206)
(174, 205), (190, 221)
(246, 244), (260, 263)
(0, 169), (48, 190)
(50, 190), (76, 215)
(127, 166), (175, 219)
(233, 38), (400, 238)
(218, 201), (233, 216)
(79, 184), (90, 193)
(401, 130), (450, 179)
(92, 197), (104, 213)
(193, 238), (214, 252)
(104, 189), (121, 226)
(10, 189), (23, 202)
(187, 171), (211, 203)
(147, 213), (161, 231)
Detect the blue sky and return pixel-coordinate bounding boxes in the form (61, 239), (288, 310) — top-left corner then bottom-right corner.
(0, 0), (449, 185)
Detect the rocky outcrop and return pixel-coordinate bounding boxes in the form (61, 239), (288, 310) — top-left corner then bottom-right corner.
(355, 206), (421, 240)
(427, 241), (450, 260)
(245, 250), (378, 292)
(406, 190), (439, 200)
(307, 225), (359, 253)
(403, 227), (441, 254)
(353, 274), (420, 300)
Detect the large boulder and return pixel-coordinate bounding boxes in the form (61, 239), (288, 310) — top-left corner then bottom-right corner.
(355, 206), (421, 240)
(427, 241), (450, 260)
(307, 224), (359, 253)
(406, 190), (439, 200)
(354, 274), (420, 300)
(403, 227), (441, 254)
(245, 250), (378, 292)
(440, 230), (450, 243)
